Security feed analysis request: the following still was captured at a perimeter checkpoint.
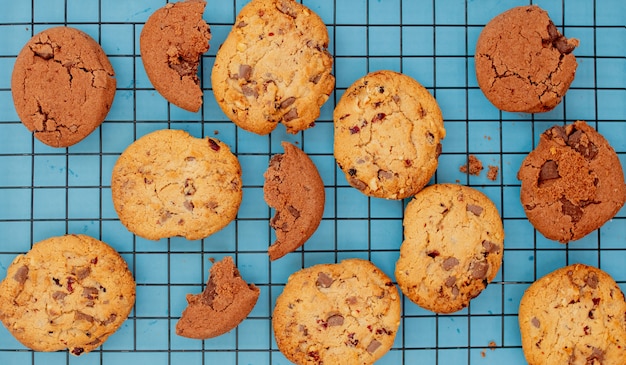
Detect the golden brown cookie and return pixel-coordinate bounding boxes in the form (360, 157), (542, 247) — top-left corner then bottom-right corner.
(111, 129), (242, 241)
(211, 0), (335, 135)
(395, 184), (504, 313)
(475, 5), (579, 113)
(263, 141), (325, 261)
(334, 70), (445, 200)
(0, 234), (135, 355)
(11, 26), (116, 147)
(519, 264), (626, 365)
(140, 0), (211, 112)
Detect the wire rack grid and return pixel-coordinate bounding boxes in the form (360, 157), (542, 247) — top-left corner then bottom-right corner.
(0, 0), (625, 364)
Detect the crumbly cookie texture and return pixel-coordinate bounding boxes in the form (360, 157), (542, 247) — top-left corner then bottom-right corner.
(517, 121), (626, 243)
(11, 26), (116, 147)
(519, 264), (626, 365)
(211, 0), (334, 135)
(0, 235), (135, 356)
(264, 142), (325, 260)
(111, 129), (242, 241)
(395, 184), (504, 314)
(334, 70), (445, 200)
(176, 256), (259, 339)
(140, 0), (211, 112)
(475, 5), (579, 113)
(273, 259), (401, 365)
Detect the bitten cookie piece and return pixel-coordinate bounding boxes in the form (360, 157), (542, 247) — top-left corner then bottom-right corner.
(211, 0), (334, 135)
(334, 70), (445, 200)
(475, 5), (579, 113)
(0, 235), (135, 356)
(111, 129), (242, 241)
(263, 142), (325, 260)
(11, 26), (116, 147)
(273, 259), (401, 365)
(519, 264), (626, 365)
(176, 256), (259, 339)
(140, 0), (211, 112)
(395, 184), (504, 313)
(517, 121), (626, 243)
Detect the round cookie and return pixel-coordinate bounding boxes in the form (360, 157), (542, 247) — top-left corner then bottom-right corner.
(11, 26), (116, 147)
(111, 129), (242, 241)
(334, 70), (445, 200)
(395, 184), (504, 314)
(475, 5), (579, 113)
(211, 0), (335, 135)
(517, 121), (626, 243)
(519, 264), (626, 365)
(140, 0), (211, 112)
(263, 141), (325, 261)
(273, 259), (401, 365)
(0, 234), (135, 355)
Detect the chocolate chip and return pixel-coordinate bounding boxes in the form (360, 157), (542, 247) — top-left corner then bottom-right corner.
(436, 143), (442, 157)
(276, 0), (298, 18)
(208, 138), (220, 151)
(283, 108), (298, 122)
(366, 339), (382, 353)
(467, 204), (483, 216)
(427, 250), (440, 258)
(75, 311), (95, 323)
(377, 170), (393, 180)
(547, 21), (560, 41)
(82, 287), (99, 300)
(586, 273), (599, 289)
(307, 351), (320, 361)
(539, 160), (560, 185)
(554, 37), (576, 54)
(349, 125), (360, 134)
(309, 74), (322, 84)
(71, 347), (85, 356)
(482, 240), (501, 254)
(531, 317), (540, 328)
(445, 276), (456, 287)
(560, 198), (583, 223)
(327, 314), (344, 326)
(183, 200), (194, 212)
(52, 291), (67, 300)
(236, 21), (247, 28)
(287, 205), (300, 219)
(348, 168), (357, 176)
(548, 125), (568, 143)
(586, 347), (605, 363)
(239, 64), (252, 80)
(316, 272), (333, 288)
(451, 286), (460, 297)
(241, 85), (258, 98)
(280, 97), (296, 109)
(442, 257), (459, 271)
(13, 265), (28, 284)
(567, 129), (598, 160)
(298, 324), (308, 336)
(470, 260), (489, 279)
(349, 177), (367, 191)
(102, 313), (117, 325)
(371, 113), (386, 123)
(72, 266), (91, 281)
(169, 58), (196, 77)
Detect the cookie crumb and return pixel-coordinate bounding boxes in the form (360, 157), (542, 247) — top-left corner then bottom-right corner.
(489, 341), (497, 350)
(460, 155), (483, 176)
(487, 165), (499, 181)
(481, 350), (486, 358)
(213, 130), (219, 135)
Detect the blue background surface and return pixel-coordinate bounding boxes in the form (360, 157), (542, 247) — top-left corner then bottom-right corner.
(0, 0), (624, 364)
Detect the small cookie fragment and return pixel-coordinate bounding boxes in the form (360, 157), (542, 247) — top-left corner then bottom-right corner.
(140, 0), (211, 112)
(334, 70), (445, 200)
(487, 165), (499, 181)
(263, 142), (325, 260)
(395, 184), (504, 313)
(11, 26), (116, 147)
(517, 121), (626, 243)
(273, 259), (401, 365)
(460, 155), (484, 176)
(475, 5), (579, 113)
(176, 256), (259, 339)
(519, 264), (626, 365)
(111, 129), (242, 241)
(0, 235), (135, 355)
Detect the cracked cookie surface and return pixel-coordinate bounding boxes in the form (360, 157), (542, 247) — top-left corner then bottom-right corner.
(211, 0), (334, 135)
(0, 234), (135, 355)
(140, 0), (211, 112)
(475, 5), (579, 113)
(272, 259), (401, 365)
(334, 70), (445, 200)
(517, 121), (626, 243)
(111, 129), (242, 241)
(519, 264), (626, 365)
(11, 26), (116, 147)
(395, 184), (504, 313)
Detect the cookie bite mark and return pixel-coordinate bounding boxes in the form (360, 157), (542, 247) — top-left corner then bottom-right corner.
(176, 256), (259, 339)
(140, 0), (211, 112)
(263, 142), (325, 260)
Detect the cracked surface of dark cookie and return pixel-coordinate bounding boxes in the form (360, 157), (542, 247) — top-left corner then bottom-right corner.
(211, 0), (334, 135)
(11, 26), (116, 147)
(334, 70), (445, 200)
(517, 121), (626, 243)
(263, 141), (325, 260)
(475, 5), (579, 113)
(176, 256), (259, 339)
(0, 234), (135, 355)
(140, 0), (211, 112)
(519, 264), (626, 365)
(272, 259), (401, 365)
(395, 184), (504, 313)
(111, 129), (242, 241)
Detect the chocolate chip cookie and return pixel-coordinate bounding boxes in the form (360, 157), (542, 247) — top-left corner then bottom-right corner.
(517, 121), (626, 243)
(11, 26), (116, 147)
(273, 259), (401, 365)
(140, 0), (211, 112)
(395, 184), (504, 313)
(475, 5), (579, 113)
(111, 129), (242, 241)
(0, 234), (135, 355)
(519, 264), (626, 365)
(211, 0), (335, 135)
(334, 70), (445, 200)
